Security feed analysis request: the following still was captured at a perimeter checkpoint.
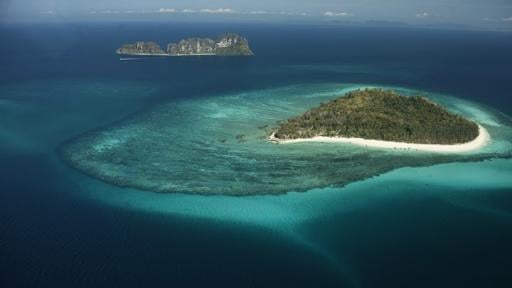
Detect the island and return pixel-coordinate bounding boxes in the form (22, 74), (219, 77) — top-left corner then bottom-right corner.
(269, 89), (490, 153)
(117, 33), (254, 56)
(59, 85), (506, 195)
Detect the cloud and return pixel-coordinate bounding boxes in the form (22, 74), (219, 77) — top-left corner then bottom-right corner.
(199, 8), (236, 14)
(416, 12), (430, 19)
(158, 8), (176, 13)
(323, 11), (352, 17)
(89, 10), (139, 15)
(243, 10), (307, 16)
(503, 17), (512, 22)
(86, 8), (308, 17)
(90, 10), (138, 14)
(181, 8), (237, 14)
(280, 11), (307, 16)
(249, 11), (268, 15)
(98, 10), (121, 14)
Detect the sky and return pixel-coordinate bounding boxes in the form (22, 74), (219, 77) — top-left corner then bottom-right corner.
(2, 0), (512, 30)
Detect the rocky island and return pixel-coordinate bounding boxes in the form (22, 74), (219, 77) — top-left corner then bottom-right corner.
(117, 33), (254, 56)
(270, 89), (489, 152)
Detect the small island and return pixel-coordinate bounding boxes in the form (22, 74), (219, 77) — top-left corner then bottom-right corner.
(270, 89), (489, 153)
(117, 33), (254, 56)
(59, 85), (506, 195)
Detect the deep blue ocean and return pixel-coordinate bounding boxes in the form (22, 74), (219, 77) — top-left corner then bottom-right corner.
(1, 22), (512, 287)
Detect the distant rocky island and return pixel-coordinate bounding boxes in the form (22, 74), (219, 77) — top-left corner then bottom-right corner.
(117, 33), (254, 56)
(271, 89), (480, 145)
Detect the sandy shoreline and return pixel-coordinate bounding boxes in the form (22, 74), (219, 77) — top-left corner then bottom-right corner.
(268, 124), (490, 153)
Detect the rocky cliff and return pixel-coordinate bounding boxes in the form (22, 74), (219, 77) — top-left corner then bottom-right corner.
(116, 41), (166, 55)
(167, 34), (253, 56)
(117, 33), (253, 56)
(167, 38), (217, 55)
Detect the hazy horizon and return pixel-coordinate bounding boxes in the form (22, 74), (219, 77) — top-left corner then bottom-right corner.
(1, 0), (512, 31)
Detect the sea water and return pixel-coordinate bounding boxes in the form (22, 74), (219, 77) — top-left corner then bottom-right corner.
(1, 22), (512, 287)
(59, 83), (512, 195)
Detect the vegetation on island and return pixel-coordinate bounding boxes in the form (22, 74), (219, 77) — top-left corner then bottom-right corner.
(214, 33), (254, 56)
(273, 89), (479, 144)
(117, 33), (253, 56)
(117, 41), (165, 55)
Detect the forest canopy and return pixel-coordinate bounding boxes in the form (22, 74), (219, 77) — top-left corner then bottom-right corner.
(273, 89), (479, 144)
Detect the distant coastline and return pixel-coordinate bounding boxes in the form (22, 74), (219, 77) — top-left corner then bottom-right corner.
(269, 124), (490, 153)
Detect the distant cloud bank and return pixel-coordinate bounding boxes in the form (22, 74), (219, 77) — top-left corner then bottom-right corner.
(174, 8), (236, 14)
(200, 8), (236, 14)
(85, 7), (310, 17)
(81, 6), (512, 28)
(158, 8), (176, 13)
(416, 12), (429, 19)
(249, 11), (268, 15)
(323, 11), (352, 17)
(5, 0), (512, 32)
(39, 10), (55, 15)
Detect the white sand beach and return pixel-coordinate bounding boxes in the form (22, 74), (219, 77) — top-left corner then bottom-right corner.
(269, 125), (491, 153)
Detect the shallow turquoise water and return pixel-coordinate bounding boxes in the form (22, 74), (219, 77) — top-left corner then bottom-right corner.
(46, 81), (512, 226)
(2, 23), (512, 287)
(53, 81), (512, 287)
(3, 75), (512, 288)
(61, 83), (512, 195)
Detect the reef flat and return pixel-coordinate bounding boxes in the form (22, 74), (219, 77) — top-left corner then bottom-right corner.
(59, 84), (512, 195)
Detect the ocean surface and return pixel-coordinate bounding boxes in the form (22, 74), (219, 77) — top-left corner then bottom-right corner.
(1, 22), (512, 287)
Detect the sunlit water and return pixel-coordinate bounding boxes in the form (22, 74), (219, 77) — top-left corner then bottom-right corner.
(2, 23), (512, 287)
(60, 84), (512, 195)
